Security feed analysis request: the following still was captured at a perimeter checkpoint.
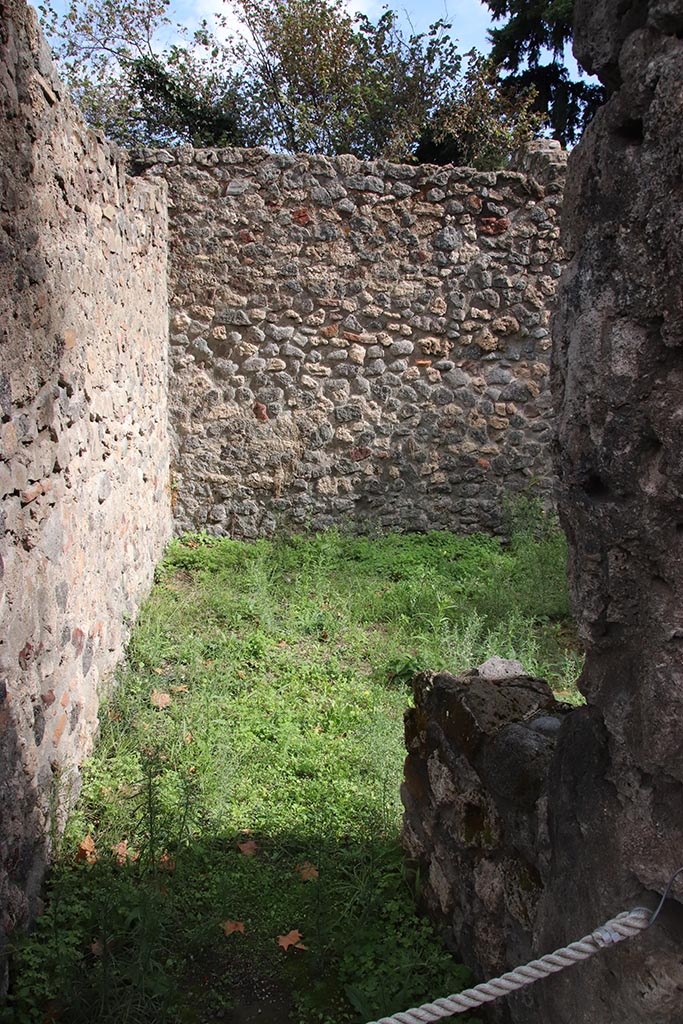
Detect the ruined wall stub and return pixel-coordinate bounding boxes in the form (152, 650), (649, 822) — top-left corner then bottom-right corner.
(538, 1), (683, 1019)
(133, 142), (566, 538)
(401, 660), (570, 1024)
(0, 0), (171, 984)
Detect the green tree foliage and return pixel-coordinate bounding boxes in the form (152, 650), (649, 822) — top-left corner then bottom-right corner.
(39, 0), (543, 165)
(415, 50), (542, 168)
(483, 0), (604, 145)
(39, 0), (264, 146)
(127, 48), (264, 147)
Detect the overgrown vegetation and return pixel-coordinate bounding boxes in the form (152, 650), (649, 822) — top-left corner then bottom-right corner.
(2, 514), (581, 1023)
(39, 0), (543, 165)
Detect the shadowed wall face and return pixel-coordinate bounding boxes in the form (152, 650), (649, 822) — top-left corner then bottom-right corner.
(0, 0), (170, 981)
(539, 1), (683, 1020)
(399, 6), (683, 1022)
(133, 142), (566, 539)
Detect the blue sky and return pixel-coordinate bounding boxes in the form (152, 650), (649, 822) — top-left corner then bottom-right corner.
(162, 0), (582, 78)
(164, 0), (497, 53)
(42, 0), (499, 68)
(357, 0), (495, 51)
(362, 0), (495, 51)
(42, 0), (583, 78)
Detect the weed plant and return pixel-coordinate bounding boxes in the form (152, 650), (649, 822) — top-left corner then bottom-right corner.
(2, 516), (580, 1023)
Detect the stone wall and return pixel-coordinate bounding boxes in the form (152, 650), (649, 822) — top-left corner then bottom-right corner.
(399, 5), (683, 1023)
(133, 141), (566, 538)
(537, 1), (683, 1020)
(401, 659), (570, 1023)
(0, 0), (170, 976)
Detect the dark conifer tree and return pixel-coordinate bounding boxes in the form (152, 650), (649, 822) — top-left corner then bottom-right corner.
(484, 0), (604, 145)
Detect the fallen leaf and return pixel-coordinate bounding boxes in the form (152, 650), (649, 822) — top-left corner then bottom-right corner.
(170, 684), (188, 694)
(295, 861), (319, 881)
(150, 690), (172, 709)
(90, 938), (105, 957)
(237, 840), (258, 856)
(112, 840), (129, 865)
(277, 929), (306, 951)
(112, 840), (139, 865)
(276, 640), (287, 647)
(185, 732), (193, 744)
(76, 835), (98, 864)
(222, 920), (246, 935)
(159, 851), (175, 872)
(42, 999), (66, 1023)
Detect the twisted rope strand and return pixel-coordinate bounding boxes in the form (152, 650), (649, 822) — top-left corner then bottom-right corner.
(366, 907), (652, 1024)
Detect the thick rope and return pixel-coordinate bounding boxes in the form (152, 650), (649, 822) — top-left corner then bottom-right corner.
(365, 907), (651, 1024)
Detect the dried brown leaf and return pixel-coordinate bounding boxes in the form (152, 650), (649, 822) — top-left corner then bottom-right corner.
(222, 920), (246, 935)
(150, 690), (172, 709)
(76, 835), (98, 864)
(277, 929), (306, 951)
(295, 861), (319, 881)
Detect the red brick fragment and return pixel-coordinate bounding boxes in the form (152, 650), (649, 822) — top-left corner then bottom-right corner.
(18, 641), (33, 670)
(72, 627), (85, 656)
(292, 207), (312, 225)
(20, 480), (51, 505)
(52, 711), (68, 746)
(479, 217), (510, 236)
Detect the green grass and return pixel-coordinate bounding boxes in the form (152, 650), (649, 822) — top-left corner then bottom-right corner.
(2, 516), (581, 1024)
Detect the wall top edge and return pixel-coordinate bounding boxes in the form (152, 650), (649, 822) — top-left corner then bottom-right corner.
(3, 1), (167, 206)
(128, 138), (567, 189)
